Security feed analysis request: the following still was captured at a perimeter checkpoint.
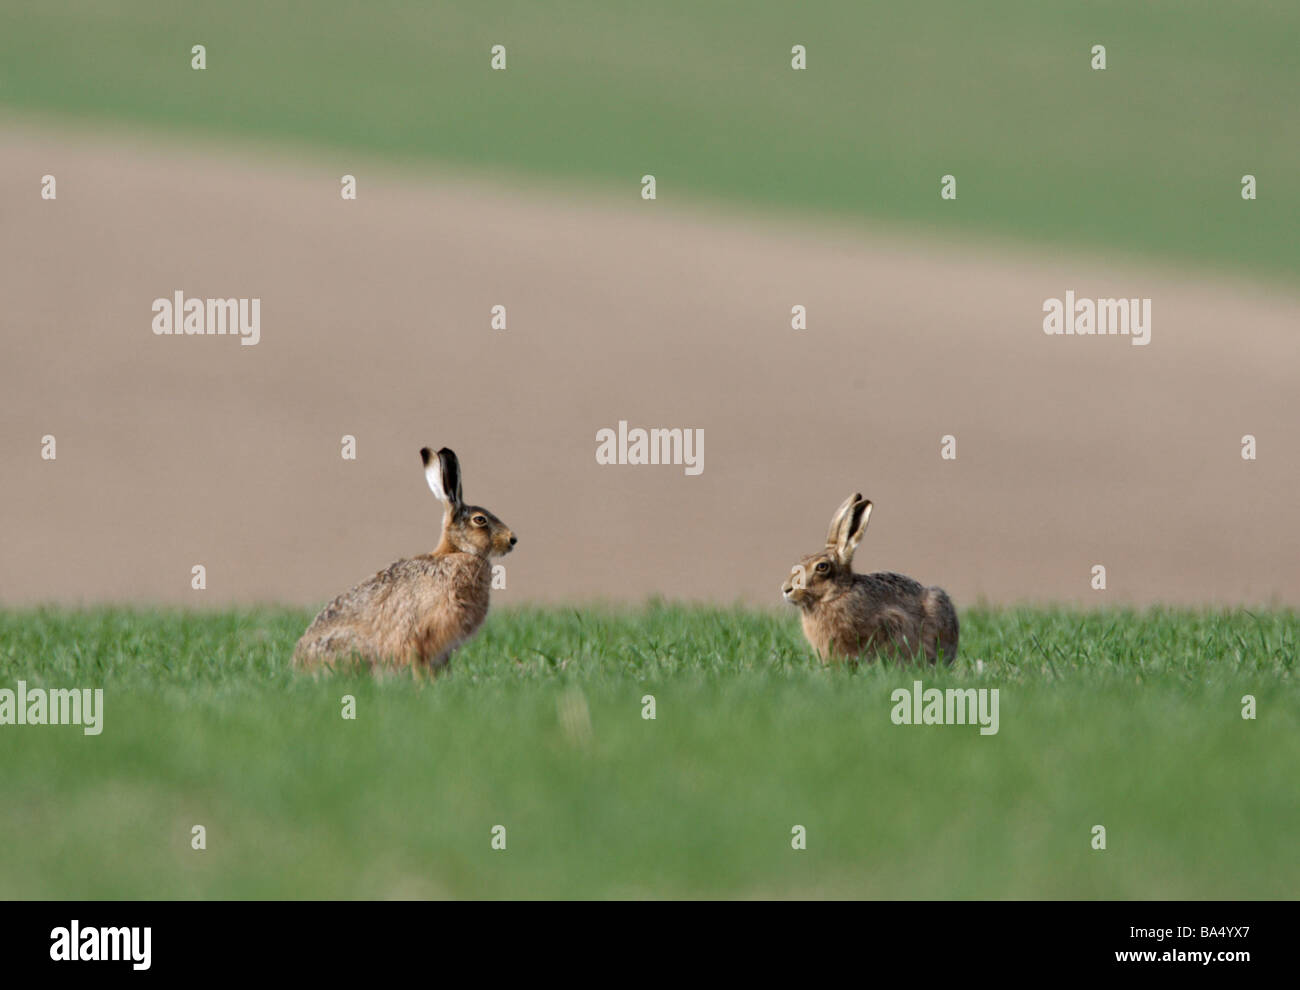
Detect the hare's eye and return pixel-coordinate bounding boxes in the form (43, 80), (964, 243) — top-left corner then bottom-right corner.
(815, 561), (830, 573)
(472, 515), (488, 526)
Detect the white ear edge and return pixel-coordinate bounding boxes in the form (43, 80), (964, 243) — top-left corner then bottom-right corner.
(425, 453), (449, 502)
(826, 493), (858, 548)
(855, 500), (873, 535)
(842, 499), (872, 557)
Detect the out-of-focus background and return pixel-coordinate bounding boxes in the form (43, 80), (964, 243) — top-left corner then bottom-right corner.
(3, 0), (1298, 607)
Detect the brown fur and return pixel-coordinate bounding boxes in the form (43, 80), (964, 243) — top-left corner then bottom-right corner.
(293, 447), (516, 675)
(783, 493), (958, 665)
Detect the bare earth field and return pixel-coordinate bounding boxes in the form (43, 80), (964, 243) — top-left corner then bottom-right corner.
(2, 120), (1297, 608)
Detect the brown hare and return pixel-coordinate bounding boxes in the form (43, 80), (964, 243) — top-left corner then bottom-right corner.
(293, 447), (516, 674)
(782, 493), (958, 665)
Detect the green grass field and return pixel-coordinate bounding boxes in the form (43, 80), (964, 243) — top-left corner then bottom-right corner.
(1, 605), (1294, 899)
(3, 1), (1298, 280)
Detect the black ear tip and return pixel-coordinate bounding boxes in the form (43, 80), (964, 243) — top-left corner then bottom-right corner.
(438, 446), (456, 460)
(420, 447), (433, 465)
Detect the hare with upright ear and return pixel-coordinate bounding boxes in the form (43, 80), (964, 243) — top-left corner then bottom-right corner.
(781, 494), (958, 665)
(293, 447), (518, 674)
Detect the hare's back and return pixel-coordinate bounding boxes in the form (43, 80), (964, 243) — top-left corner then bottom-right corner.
(305, 554), (457, 631)
(854, 571), (927, 604)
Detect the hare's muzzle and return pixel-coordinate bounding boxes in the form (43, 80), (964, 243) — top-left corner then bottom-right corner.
(782, 567), (810, 604)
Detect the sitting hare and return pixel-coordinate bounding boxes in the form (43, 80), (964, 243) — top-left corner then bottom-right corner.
(782, 493), (957, 664)
(293, 447), (517, 674)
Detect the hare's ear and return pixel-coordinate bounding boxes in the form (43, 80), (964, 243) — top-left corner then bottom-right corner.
(838, 497), (873, 565)
(421, 447), (463, 507)
(826, 492), (863, 552)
